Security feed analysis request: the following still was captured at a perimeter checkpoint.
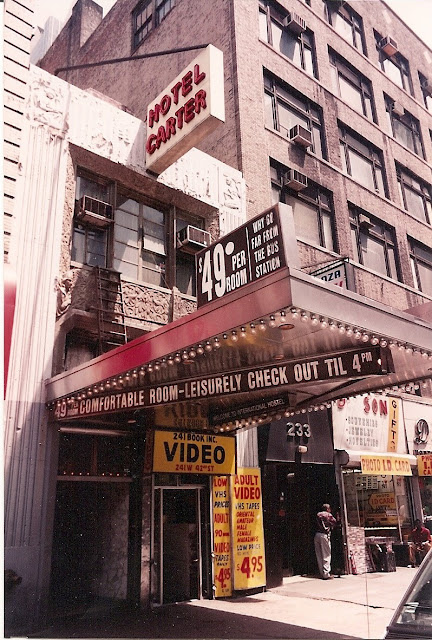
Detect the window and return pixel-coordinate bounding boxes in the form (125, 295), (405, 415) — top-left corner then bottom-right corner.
(339, 124), (387, 196)
(376, 32), (412, 94)
(72, 172), (111, 267)
(132, 0), (175, 48)
(385, 96), (424, 158)
(259, 0), (316, 77)
(264, 73), (326, 158)
(114, 193), (203, 295)
(72, 170), (204, 297)
(323, 1), (365, 54)
(419, 72), (432, 112)
(409, 240), (432, 296)
(349, 204), (399, 280)
(329, 49), (375, 120)
(397, 165), (432, 224)
(271, 161), (336, 251)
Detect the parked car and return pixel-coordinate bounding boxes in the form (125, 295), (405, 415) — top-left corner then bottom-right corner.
(384, 549), (432, 638)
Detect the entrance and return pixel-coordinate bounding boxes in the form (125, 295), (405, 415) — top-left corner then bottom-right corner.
(152, 485), (207, 605)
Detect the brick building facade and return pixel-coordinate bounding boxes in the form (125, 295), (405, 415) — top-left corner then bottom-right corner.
(5, 0), (432, 633)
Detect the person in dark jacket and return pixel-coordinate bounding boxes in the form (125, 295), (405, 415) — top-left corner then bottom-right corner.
(314, 504), (337, 579)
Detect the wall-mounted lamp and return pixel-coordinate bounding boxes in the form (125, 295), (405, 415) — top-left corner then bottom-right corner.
(297, 445), (308, 454)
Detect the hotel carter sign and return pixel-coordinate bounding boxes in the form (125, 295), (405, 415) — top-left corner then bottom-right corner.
(53, 346), (390, 421)
(145, 45), (225, 173)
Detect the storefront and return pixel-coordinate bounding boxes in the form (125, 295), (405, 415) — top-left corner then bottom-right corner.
(403, 398), (432, 529)
(333, 394), (418, 573)
(46, 205), (432, 605)
(258, 408), (340, 585)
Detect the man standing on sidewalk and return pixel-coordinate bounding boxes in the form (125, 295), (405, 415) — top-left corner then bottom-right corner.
(314, 504), (337, 580)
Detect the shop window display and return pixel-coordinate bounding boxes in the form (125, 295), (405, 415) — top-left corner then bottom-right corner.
(343, 470), (412, 541)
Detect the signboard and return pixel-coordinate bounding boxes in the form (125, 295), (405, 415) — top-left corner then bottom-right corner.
(54, 347), (390, 420)
(310, 260), (347, 288)
(418, 454), (432, 476)
(360, 454), (412, 476)
(152, 430), (235, 475)
(154, 402), (208, 429)
(196, 205), (287, 308)
(54, 347), (391, 420)
(333, 393), (404, 453)
(262, 408), (334, 464)
(232, 468), (266, 590)
(212, 476), (232, 597)
(402, 399), (432, 456)
(146, 45), (225, 173)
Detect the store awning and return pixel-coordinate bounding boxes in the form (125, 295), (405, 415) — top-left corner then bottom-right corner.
(45, 265), (432, 431)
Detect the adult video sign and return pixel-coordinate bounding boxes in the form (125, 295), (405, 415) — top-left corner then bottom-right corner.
(196, 205), (287, 307)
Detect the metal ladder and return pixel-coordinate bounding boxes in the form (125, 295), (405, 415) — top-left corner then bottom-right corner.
(94, 266), (127, 354)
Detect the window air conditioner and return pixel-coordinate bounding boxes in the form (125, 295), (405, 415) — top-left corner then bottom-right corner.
(391, 101), (405, 117)
(422, 81), (432, 97)
(282, 169), (308, 191)
(177, 225), (211, 253)
(379, 36), (398, 57)
(75, 195), (113, 228)
(359, 214), (374, 230)
(289, 124), (312, 148)
(283, 12), (306, 35)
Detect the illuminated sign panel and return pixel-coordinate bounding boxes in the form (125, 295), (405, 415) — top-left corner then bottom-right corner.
(145, 45), (225, 173)
(54, 347), (391, 420)
(152, 430), (235, 475)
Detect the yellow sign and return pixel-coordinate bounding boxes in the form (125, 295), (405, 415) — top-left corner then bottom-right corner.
(152, 430), (235, 475)
(387, 397), (400, 452)
(369, 492), (396, 509)
(418, 455), (432, 476)
(360, 454), (412, 476)
(212, 476), (232, 597)
(154, 403), (208, 429)
(232, 468), (266, 590)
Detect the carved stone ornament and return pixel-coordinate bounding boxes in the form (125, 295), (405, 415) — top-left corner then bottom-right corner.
(28, 69), (69, 136)
(56, 270), (74, 318)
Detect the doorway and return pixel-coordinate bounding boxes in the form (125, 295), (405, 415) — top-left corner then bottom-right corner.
(152, 486), (204, 605)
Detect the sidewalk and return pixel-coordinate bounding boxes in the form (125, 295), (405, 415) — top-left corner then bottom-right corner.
(31, 568), (417, 640)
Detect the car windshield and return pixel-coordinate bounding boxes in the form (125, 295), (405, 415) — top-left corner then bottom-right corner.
(391, 554), (432, 635)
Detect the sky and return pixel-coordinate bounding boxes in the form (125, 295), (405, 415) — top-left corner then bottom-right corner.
(33, 0), (432, 48)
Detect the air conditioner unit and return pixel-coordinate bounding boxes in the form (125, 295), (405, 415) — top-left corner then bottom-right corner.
(289, 124), (312, 148)
(283, 12), (306, 35)
(282, 169), (308, 191)
(177, 225), (211, 253)
(422, 81), (432, 97)
(359, 214), (374, 230)
(379, 36), (398, 57)
(391, 101), (405, 117)
(75, 195), (113, 228)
